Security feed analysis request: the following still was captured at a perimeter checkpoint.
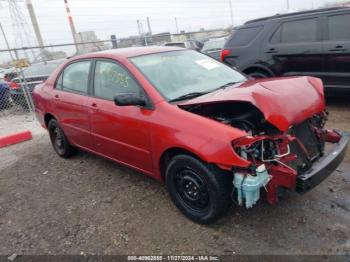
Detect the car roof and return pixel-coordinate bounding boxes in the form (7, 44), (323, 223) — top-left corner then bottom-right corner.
(245, 7), (350, 25)
(73, 46), (184, 60)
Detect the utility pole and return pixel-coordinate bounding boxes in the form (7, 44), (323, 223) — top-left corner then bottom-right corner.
(137, 19), (142, 35)
(64, 0), (78, 52)
(229, 0), (234, 27)
(26, 0), (46, 60)
(136, 20), (148, 46)
(26, 0), (44, 47)
(146, 17), (152, 35)
(286, 0), (290, 11)
(174, 17), (179, 34)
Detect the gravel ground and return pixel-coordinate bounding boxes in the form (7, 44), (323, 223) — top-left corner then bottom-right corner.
(0, 98), (349, 255)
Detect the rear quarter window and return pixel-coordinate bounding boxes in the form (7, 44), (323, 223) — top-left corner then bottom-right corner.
(327, 13), (350, 41)
(226, 26), (263, 47)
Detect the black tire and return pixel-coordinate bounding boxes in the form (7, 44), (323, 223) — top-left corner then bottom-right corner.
(165, 154), (232, 224)
(248, 70), (270, 79)
(48, 119), (77, 158)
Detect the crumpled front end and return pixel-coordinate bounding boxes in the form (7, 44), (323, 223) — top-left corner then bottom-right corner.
(179, 76), (349, 208)
(232, 112), (349, 207)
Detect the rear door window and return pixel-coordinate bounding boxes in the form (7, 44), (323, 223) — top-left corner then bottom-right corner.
(227, 26), (263, 46)
(271, 18), (318, 43)
(327, 13), (350, 41)
(61, 61), (91, 94)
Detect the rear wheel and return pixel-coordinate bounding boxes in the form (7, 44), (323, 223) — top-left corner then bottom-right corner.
(165, 154), (232, 224)
(48, 119), (77, 158)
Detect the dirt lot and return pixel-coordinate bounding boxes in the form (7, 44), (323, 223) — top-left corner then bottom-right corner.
(0, 98), (349, 255)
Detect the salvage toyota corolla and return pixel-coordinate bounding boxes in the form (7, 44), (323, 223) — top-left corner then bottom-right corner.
(33, 46), (349, 224)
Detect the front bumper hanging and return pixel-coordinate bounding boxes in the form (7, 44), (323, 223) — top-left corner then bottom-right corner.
(296, 131), (349, 194)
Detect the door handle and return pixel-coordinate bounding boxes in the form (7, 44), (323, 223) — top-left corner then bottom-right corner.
(90, 103), (99, 111)
(266, 48), (278, 54)
(54, 94), (59, 99)
(329, 45), (347, 52)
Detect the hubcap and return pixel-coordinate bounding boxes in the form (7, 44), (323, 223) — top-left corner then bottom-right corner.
(175, 169), (209, 212)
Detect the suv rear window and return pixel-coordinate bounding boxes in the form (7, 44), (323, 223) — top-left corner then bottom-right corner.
(328, 13), (350, 41)
(271, 18), (318, 43)
(226, 26), (263, 46)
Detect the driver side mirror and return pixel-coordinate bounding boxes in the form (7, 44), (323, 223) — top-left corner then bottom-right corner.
(113, 93), (146, 107)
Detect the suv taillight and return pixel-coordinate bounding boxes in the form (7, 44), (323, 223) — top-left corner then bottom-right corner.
(220, 49), (231, 62)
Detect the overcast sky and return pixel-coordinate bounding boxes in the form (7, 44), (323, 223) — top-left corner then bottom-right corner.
(0, 0), (347, 62)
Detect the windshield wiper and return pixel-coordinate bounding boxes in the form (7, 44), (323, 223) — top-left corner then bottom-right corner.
(169, 92), (209, 102)
(215, 81), (239, 90)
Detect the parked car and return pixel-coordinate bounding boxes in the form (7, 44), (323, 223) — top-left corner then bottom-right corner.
(0, 79), (10, 110)
(201, 37), (227, 61)
(221, 7), (350, 94)
(10, 59), (64, 109)
(3, 68), (17, 82)
(164, 40), (203, 51)
(33, 46), (349, 224)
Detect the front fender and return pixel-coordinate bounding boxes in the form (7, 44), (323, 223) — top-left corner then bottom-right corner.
(150, 103), (251, 179)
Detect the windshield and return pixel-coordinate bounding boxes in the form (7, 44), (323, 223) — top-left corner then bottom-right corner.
(24, 62), (61, 76)
(130, 50), (246, 101)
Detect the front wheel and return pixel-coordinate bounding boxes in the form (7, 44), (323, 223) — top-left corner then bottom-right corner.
(48, 119), (77, 158)
(165, 155), (232, 224)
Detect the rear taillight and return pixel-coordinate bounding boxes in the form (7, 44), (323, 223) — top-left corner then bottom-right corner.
(220, 49), (231, 62)
(10, 82), (20, 90)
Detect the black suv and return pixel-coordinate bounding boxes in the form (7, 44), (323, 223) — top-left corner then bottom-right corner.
(221, 7), (350, 94)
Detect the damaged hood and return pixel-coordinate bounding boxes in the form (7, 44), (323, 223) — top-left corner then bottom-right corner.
(178, 76), (325, 132)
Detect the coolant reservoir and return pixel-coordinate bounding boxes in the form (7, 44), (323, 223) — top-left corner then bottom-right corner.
(234, 164), (271, 208)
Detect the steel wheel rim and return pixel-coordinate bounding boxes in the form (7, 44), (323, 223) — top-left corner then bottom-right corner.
(174, 169), (210, 212)
(51, 127), (64, 154)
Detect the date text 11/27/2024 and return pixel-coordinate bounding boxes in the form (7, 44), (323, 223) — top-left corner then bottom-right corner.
(127, 255), (219, 261)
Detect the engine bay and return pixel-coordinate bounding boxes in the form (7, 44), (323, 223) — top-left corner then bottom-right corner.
(181, 101), (280, 135)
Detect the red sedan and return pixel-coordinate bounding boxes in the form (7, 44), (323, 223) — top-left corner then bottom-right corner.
(33, 46), (349, 224)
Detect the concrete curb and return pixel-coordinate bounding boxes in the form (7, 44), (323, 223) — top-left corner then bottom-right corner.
(0, 130), (33, 148)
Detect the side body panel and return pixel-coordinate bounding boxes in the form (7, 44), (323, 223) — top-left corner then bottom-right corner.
(261, 16), (325, 78)
(51, 88), (91, 149)
(88, 96), (154, 174)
